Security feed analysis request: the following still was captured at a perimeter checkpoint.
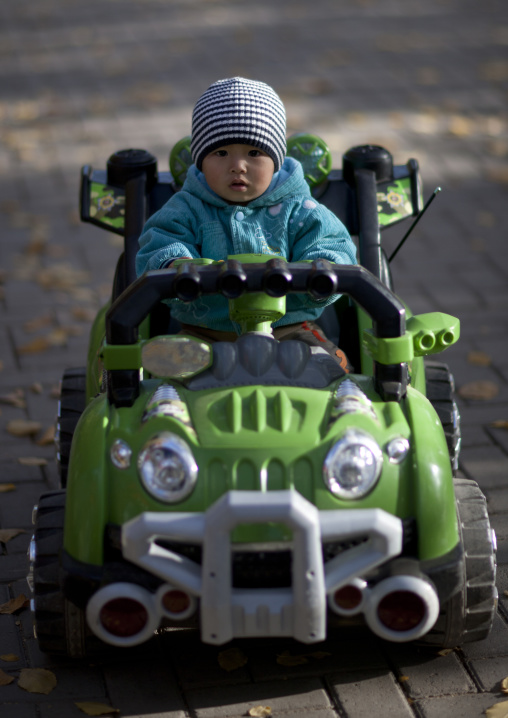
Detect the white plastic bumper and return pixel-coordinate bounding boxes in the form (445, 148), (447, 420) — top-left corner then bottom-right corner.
(122, 489), (403, 644)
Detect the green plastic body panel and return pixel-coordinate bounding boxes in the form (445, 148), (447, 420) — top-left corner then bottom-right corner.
(363, 312), (460, 365)
(62, 365), (459, 564)
(403, 386), (459, 560)
(63, 394), (109, 565)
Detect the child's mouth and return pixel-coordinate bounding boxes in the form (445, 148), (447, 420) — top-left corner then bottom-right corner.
(230, 179), (248, 191)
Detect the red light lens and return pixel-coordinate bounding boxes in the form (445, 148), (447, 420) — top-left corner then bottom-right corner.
(100, 597), (148, 637)
(162, 589), (191, 614)
(334, 585), (363, 610)
(377, 590), (426, 632)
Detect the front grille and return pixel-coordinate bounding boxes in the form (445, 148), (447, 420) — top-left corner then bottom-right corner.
(232, 551), (292, 588)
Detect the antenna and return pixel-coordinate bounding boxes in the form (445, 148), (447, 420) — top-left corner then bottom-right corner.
(388, 187), (441, 263)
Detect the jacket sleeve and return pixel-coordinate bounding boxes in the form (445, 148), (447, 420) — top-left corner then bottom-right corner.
(135, 194), (201, 277)
(288, 201), (357, 308)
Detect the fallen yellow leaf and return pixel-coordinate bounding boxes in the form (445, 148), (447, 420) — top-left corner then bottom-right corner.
(458, 380), (499, 401)
(17, 336), (52, 355)
(492, 420), (508, 430)
(486, 699), (508, 718)
(18, 457), (48, 467)
(75, 702), (120, 716)
(276, 651), (308, 667)
(23, 314), (53, 333)
(0, 594), (29, 614)
(36, 424), (55, 446)
(47, 328), (69, 347)
(6, 419), (42, 437)
(0, 390), (26, 409)
(467, 351), (492, 367)
(0, 529), (26, 543)
(217, 646), (248, 672)
(248, 707), (272, 717)
(308, 651), (331, 660)
(0, 668), (15, 686)
(72, 306), (97, 322)
(0, 483), (16, 493)
(501, 677), (508, 694)
(437, 648), (454, 657)
(18, 668), (57, 695)
(0, 654), (19, 662)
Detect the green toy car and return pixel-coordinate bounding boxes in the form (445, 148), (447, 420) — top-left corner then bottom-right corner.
(27, 139), (497, 656)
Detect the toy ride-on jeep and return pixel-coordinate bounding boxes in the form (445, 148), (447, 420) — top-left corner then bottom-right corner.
(27, 137), (497, 657)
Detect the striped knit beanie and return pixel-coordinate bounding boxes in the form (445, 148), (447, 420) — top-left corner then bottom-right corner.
(191, 77), (287, 172)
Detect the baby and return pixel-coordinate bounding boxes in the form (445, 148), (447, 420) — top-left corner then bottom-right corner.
(136, 77), (357, 368)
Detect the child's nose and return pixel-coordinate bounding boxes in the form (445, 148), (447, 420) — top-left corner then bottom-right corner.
(230, 156), (247, 172)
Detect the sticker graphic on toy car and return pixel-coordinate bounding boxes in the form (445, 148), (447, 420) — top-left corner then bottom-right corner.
(377, 178), (413, 226)
(89, 182), (125, 230)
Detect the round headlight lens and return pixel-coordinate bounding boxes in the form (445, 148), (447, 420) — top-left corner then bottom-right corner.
(138, 433), (197, 503)
(324, 429), (382, 499)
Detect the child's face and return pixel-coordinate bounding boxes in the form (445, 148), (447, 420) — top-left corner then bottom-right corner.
(202, 144), (275, 205)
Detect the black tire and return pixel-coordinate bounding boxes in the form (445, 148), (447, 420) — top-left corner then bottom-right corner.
(30, 491), (90, 657)
(425, 360), (461, 471)
(56, 367), (87, 488)
(421, 478), (497, 648)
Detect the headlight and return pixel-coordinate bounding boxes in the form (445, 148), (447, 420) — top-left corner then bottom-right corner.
(138, 433), (197, 503)
(323, 429), (383, 499)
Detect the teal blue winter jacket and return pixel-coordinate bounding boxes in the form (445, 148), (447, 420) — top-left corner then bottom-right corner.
(136, 157), (357, 331)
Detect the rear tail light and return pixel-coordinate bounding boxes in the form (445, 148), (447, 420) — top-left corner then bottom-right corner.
(86, 583), (159, 647)
(377, 590), (426, 632)
(364, 575), (439, 642)
(328, 578), (367, 616)
(157, 585), (197, 620)
(99, 597), (149, 638)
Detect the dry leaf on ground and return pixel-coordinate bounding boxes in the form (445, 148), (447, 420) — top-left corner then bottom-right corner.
(248, 706), (272, 717)
(17, 337), (52, 355)
(47, 328), (69, 347)
(0, 483), (16, 493)
(0, 654), (19, 662)
(492, 420), (508, 430)
(437, 648), (454, 657)
(501, 677), (508, 694)
(18, 457), (48, 467)
(276, 651), (308, 667)
(36, 425), (55, 446)
(308, 651), (331, 660)
(0, 390), (26, 409)
(6, 419), (42, 437)
(23, 314), (53, 333)
(217, 646), (248, 672)
(72, 306), (97, 322)
(18, 668), (57, 695)
(0, 668), (15, 686)
(0, 528), (26, 543)
(30, 382), (43, 394)
(458, 380), (499, 401)
(486, 699), (508, 718)
(467, 351), (492, 366)
(75, 702), (120, 716)
(0, 594), (29, 614)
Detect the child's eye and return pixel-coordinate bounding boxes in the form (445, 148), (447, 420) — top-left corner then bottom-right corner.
(215, 150), (228, 157)
(248, 150), (262, 157)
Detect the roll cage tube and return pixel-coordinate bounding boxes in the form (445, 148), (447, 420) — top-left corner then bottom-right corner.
(105, 261), (406, 406)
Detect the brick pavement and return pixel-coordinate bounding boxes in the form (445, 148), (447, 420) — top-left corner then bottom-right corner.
(0, 1), (508, 716)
